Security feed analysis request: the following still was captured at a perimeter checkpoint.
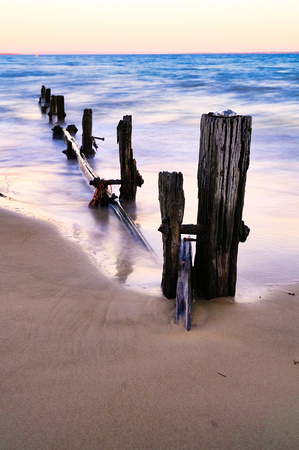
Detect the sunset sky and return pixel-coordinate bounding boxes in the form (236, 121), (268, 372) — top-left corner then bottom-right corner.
(1, 0), (298, 54)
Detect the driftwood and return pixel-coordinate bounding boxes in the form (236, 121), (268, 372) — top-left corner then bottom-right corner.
(176, 238), (192, 331)
(61, 128), (153, 252)
(158, 171), (185, 299)
(62, 128), (96, 181)
(194, 113), (252, 299)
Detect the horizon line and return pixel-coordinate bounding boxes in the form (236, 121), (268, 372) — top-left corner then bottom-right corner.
(1, 51), (298, 56)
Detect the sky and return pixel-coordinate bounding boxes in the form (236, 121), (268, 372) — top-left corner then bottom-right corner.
(1, 0), (298, 54)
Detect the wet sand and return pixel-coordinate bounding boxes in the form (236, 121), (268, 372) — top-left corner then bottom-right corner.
(1, 208), (298, 449)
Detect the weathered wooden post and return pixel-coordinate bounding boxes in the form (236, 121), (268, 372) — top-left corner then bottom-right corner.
(117, 115), (144, 200)
(158, 171), (185, 299)
(45, 88), (51, 104)
(66, 124), (78, 136)
(81, 109), (94, 156)
(39, 85), (46, 103)
(57, 95), (66, 121)
(48, 95), (57, 121)
(176, 238), (192, 330)
(194, 112), (252, 299)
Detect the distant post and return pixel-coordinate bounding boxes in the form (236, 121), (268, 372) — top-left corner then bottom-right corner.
(45, 88), (51, 104)
(57, 95), (66, 121)
(194, 112), (252, 299)
(48, 95), (57, 121)
(117, 115), (143, 200)
(158, 171), (185, 299)
(39, 85), (46, 103)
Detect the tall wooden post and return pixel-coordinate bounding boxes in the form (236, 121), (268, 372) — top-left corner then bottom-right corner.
(158, 171), (185, 299)
(81, 109), (94, 156)
(117, 115), (143, 200)
(194, 113), (252, 299)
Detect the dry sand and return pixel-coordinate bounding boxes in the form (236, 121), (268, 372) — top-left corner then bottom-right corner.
(1, 208), (298, 449)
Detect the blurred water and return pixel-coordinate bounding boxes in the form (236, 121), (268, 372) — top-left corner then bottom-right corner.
(0, 53), (298, 298)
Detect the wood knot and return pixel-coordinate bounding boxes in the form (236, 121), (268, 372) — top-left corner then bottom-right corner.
(158, 217), (170, 236)
(240, 221), (250, 242)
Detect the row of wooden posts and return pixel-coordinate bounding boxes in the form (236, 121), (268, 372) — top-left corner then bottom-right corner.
(39, 85), (66, 121)
(39, 86), (252, 330)
(39, 85), (143, 203)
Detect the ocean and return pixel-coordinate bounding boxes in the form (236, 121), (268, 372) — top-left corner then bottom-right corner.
(0, 53), (298, 299)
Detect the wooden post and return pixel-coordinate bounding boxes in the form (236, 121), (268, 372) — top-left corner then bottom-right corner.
(48, 95), (57, 121)
(117, 115), (143, 200)
(66, 124), (78, 136)
(81, 109), (94, 156)
(64, 140), (76, 159)
(176, 238), (192, 331)
(158, 171), (185, 299)
(45, 88), (51, 104)
(194, 112), (252, 299)
(39, 85), (46, 103)
(57, 95), (66, 121)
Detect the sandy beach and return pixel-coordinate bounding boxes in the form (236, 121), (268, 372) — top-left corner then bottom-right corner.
(1, 208), (298, 449)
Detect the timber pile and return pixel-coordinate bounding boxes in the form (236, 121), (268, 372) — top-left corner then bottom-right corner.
(158, 171), (206, 330)
(39, 85), (66, 121)
(38, 86), (253, 330)
(158, 171), (207, 300)
(117, 115), (144, 200)
(194, 113), (251, 299)
(81, 109), (103, 156)
(158, 111), (252, 330)
(38, 85), (151, 253)
(158, 171), (185, 299)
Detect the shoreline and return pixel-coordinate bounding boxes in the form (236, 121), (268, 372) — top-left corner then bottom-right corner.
(1, 208), (298, 448)
(2, 197), (297, 301)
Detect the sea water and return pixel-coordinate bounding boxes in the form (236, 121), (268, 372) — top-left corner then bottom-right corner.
(0, 53), (298, 299)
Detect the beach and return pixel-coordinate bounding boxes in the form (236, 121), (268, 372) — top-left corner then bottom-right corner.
(1, 208), (298, 449)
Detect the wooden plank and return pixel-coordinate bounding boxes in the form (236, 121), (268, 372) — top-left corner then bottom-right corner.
(176, 238), (192, 331)
(180, 223), (207, 236)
